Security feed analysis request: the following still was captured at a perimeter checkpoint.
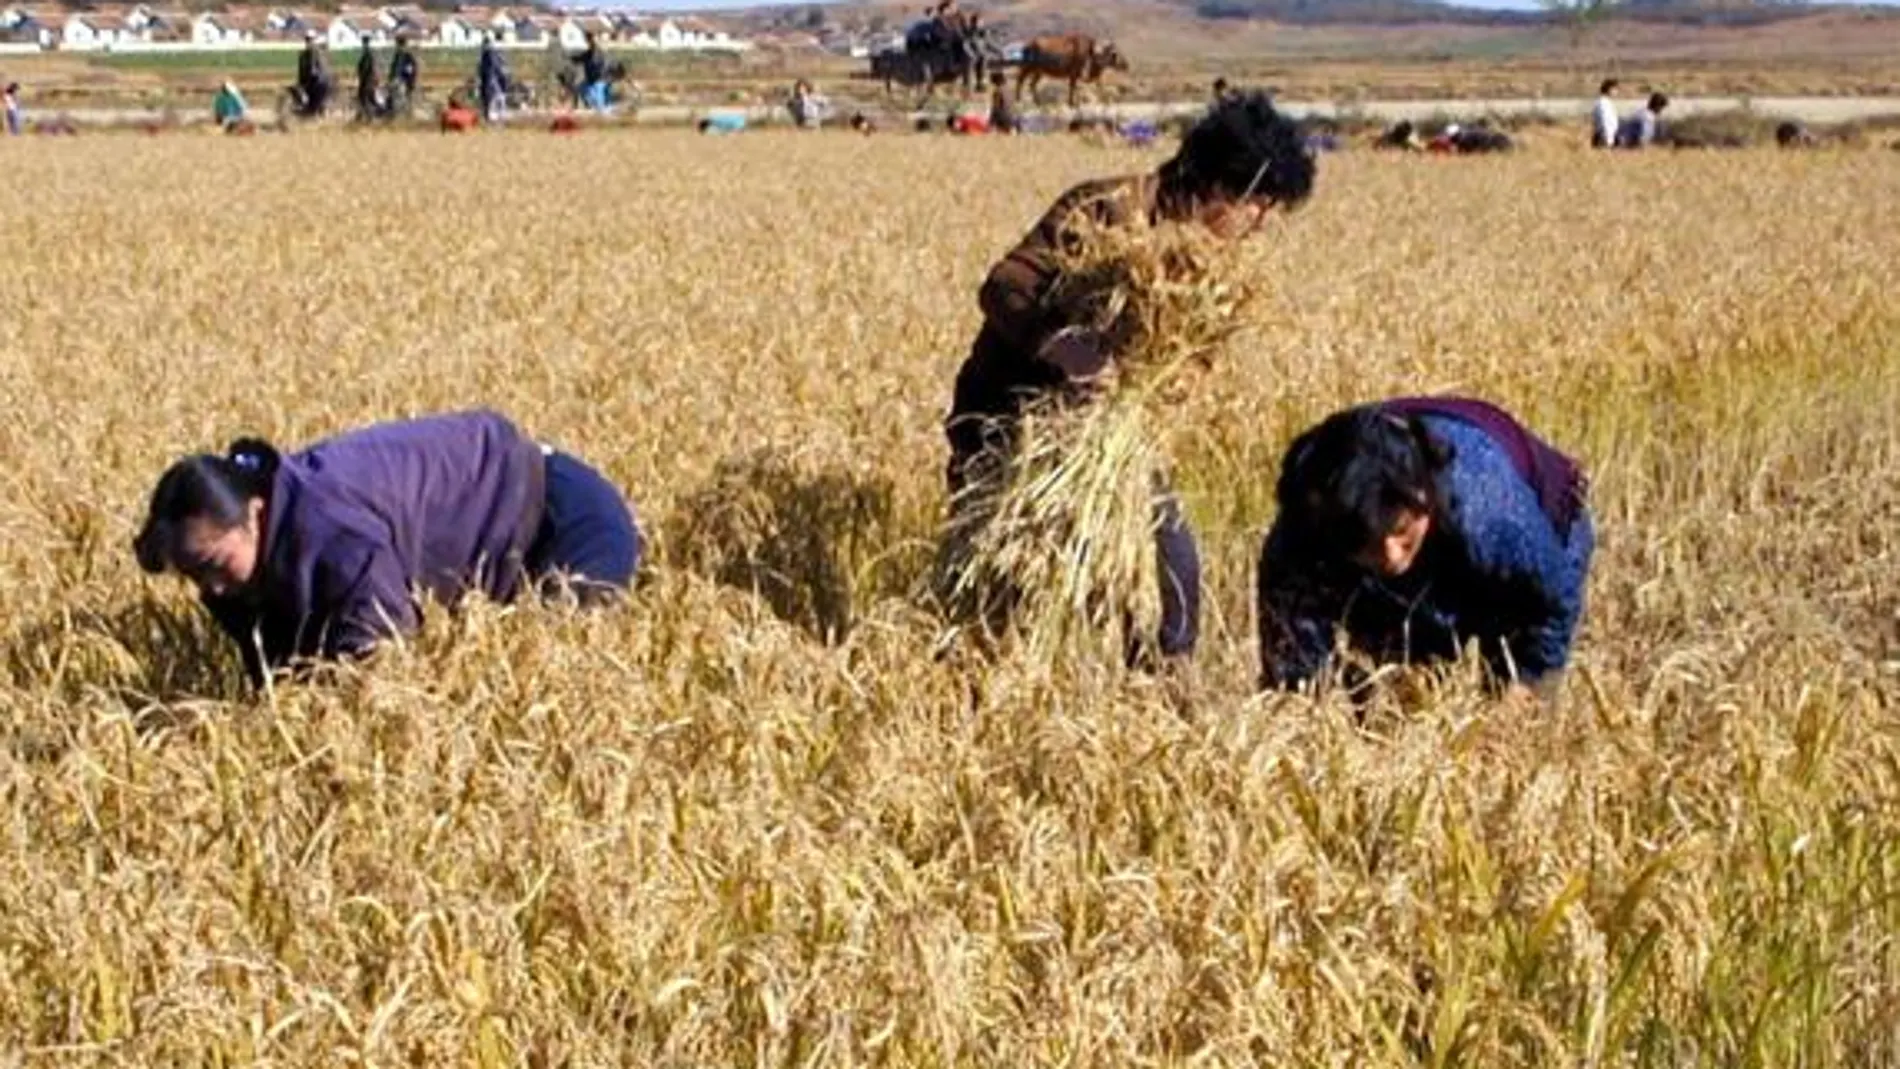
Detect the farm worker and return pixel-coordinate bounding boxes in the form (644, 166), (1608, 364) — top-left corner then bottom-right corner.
(942, 90), (1316, 668)
(1256, 396), (1594, 706)
(1592, 78), (1619, 148)
(296, 32), (332, 117)
(212, 80), (247, 128)
(388, 35), (419, 115)
(1374, 120), (1422, 152)
(477, 35), (508, 123)
(908, 5), (952, 52)
(696, 112), (747, 134)
(132, 409), (643, 688)
(1616, 92), (1668, 148)
(355, 38), (380, 121)
(949, 111), (989, 135)
(986, 70), (1018, 133)
(788, 79), (828, 128)
(1775, 121), (1817, 148)
(572, 32), (608, 112)
(3, 83), (21, 136)
(440, 101), (479, 132)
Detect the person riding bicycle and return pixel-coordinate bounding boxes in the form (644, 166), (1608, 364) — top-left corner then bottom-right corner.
(295, 32), (333, 117)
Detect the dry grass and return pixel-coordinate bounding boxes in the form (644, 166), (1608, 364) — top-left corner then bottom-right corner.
(0, 130), (1897, 1065)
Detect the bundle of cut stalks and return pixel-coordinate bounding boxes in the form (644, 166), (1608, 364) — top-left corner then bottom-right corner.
(945, 213), (1259, 660)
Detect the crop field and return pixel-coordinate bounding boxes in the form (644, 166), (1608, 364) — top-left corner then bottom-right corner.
(0, 130), (1897, 1064)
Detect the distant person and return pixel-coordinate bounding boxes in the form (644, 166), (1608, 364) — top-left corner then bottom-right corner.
(697, 112), (747, 134)
(788, 79), (829, 128)
(1211, 77), (1235, 104)
(1616, 92), (1668, 148)
(355, 38), (380, 121)
(439, 100), (478, 132)
(133, 409), (643, 688)
(296, 32), (332, 117)
(388, 35), (419, 116)
(986, 70), (1018, 133)
(212, 79), (248, 129)
(1301, 121), (1342, 154)
(572, 31), (609, 112)
(3, 82), (20, 136)
(1592, 78), (1619, 148)
(1257, 396), (1594, 705)
(1426, 122), (1461, 154)
(477, 34), (509, 123)
(1775, 120), (1817, 148)
(1374, 119), (1423, 152)
(1447, 121), (1513, 154)
(849, 111), (876, 135)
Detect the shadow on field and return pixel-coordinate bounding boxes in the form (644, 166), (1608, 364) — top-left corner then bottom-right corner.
(662, 449), (922, 645)
(1, 598), (243, 758)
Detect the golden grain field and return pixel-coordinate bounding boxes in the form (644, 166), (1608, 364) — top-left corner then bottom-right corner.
(0, 129), (1897, 1066)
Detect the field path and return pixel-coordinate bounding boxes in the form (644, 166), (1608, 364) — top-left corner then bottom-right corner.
(19, 94), (1900, 130)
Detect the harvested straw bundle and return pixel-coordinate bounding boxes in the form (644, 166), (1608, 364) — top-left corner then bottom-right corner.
(945, 212), (1259, 659)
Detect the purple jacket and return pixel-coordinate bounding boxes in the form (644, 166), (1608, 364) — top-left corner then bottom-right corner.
(206, 409), (546, 684)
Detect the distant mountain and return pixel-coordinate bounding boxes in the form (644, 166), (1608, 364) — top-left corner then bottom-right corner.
(732, 0), (1887, 34)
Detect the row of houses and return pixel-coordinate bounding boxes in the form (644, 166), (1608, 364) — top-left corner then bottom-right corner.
(0, 4), (752, 52)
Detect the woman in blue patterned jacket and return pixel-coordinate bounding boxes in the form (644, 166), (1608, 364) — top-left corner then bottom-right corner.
(1256, 396), (1595, 704)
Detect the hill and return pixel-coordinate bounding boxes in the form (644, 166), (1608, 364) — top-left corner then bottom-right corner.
(724, 0), (1900, 67)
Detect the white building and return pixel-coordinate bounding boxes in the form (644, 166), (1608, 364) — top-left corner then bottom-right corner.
(61, 13), (124, 50)
(327, 16), (385, 50)
(436, 15), (478, 47)
(263, 10), (315, 38)
(0, 7), (52, 48)
(190, 12), (246, 46)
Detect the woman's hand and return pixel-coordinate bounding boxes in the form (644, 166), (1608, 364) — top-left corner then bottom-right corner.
(1038, 327), (1112, 383)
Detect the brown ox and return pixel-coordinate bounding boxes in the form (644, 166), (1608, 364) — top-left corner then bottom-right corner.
(1014, 34), (1127, 107)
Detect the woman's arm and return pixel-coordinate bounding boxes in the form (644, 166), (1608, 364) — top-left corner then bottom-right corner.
(202, 595), (271, 688)
(313, 538), (421, 661)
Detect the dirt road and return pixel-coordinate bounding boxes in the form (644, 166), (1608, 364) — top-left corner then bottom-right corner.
(20, 94), (1900, 131)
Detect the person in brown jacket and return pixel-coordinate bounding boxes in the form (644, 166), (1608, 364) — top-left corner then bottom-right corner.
(943, 89), (1316, 668)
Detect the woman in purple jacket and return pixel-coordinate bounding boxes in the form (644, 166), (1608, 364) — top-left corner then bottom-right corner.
(133, 408), (641, 686)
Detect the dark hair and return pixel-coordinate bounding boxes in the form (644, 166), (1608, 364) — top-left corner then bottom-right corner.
(1648, 92), (1669, 112)
(1273, 407), (1451, 562)
(1599, 78), (1619, 94)
(1157, 89), (1315, 211)
(133, 438), (280, 575)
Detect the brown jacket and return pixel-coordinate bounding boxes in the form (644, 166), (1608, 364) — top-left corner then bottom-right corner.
(948, 175), (1156, 463)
